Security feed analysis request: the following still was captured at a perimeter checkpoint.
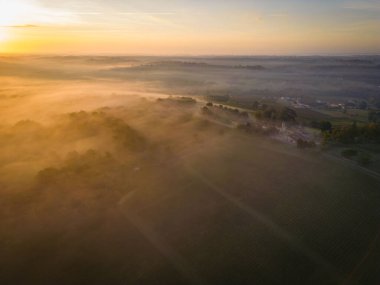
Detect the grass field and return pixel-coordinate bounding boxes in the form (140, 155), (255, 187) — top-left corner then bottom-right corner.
(1, 56), (380, 285)
(1, 97), (379, 284)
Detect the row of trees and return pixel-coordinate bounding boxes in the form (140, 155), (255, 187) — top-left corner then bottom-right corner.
(323, 122), (380, 144)
(204, 100), (298, 122)
(203, 103), (249, 118)
(254, 106), (297, 122)
(237, 122), (279, 136)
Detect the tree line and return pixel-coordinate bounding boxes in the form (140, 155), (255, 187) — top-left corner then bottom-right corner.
(323, 122), (380, 144)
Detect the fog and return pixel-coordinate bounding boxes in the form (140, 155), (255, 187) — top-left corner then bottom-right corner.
(1, 56), (380, 284)
(2, 55), (380, 101)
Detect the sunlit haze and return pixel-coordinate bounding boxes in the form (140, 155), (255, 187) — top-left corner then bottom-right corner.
(0, 0), (379, 55)
(2, 0), (380, 284)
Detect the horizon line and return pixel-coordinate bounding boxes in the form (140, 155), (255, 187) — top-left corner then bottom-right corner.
(1, 52), (380, 57)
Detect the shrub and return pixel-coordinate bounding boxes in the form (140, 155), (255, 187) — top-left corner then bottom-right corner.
(201, 106), (212, 115)
(297, 139), (316, 149)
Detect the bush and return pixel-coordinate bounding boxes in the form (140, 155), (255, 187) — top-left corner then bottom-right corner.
(297, 139), (316, 149)
(201, 106), (212, 115)
(237, 123), (252, 132)
(280, 107), (297, 122)
(320, 121), (332, 132)
(254, 111), (263, 120)
(325, 122), (380, 144)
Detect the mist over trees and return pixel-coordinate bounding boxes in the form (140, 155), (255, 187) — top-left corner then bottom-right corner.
(0, 55), (380, 285)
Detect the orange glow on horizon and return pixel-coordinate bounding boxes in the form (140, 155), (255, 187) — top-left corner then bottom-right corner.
(0, 0), (379, 55)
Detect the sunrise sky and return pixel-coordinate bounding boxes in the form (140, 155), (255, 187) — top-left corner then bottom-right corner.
(0, 0), (379, 55)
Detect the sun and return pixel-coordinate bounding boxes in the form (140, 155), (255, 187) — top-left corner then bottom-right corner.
(0, 0), (50, 46)
(0, 0), (64, 26)
(0, 0), (32, 27)
(0, 0), (33, 44)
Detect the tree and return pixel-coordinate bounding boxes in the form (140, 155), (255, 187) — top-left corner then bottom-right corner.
(368, 111), (380, 123)
(252, 101), (259, 110)
(264, 108), (276, 120)
(201, 106), (211, 115)
(280, 107), (297, 122)
(320, 121), (332, 132)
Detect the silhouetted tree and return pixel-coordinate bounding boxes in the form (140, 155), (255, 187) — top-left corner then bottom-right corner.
(201, 106), (212, 115)
(280, 107), (297, 122)
(320, 121), (332, 132)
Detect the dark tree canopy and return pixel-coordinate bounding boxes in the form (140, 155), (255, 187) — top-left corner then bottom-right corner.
(280, 107), (297, 122)
(320, 121), (332, 132)
(368, 111), (380, 123)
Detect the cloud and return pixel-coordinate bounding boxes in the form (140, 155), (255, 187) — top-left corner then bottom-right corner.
(1, 25), (40, 28)
(53, 12), (102, 15)
(116, 12), (175, 15)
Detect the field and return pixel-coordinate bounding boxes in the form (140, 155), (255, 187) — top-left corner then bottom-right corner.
(0, 56), (380, 284)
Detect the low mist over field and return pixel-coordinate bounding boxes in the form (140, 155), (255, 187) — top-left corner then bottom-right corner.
(2, 55), (380, 103)
(0, 56), (380, 284)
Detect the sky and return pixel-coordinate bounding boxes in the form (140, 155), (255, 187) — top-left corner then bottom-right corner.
(0, 0), (379, 55)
